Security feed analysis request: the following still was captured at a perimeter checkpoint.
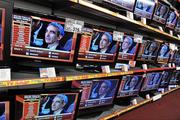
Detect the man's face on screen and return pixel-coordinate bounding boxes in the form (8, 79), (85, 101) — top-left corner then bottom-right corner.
(45, 25), (60, 44)
(99, 34), (110, 49)
(51, 96), (64, 112)
(98, 82), (109, 96)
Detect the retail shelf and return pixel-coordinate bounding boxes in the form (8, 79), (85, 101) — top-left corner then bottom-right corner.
(69, 0), (180, 43)
(99, 86), (180, 120)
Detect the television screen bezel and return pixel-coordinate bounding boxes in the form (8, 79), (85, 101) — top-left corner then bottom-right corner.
(165, 9), (178, 29)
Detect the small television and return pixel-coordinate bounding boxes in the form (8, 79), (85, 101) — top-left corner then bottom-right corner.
(152, 1), (170, 24)
(71, 79), (119, 110)
(134, 0), (156, 19)
(157, 43), (170, 63)
(103, 0), (136, 12)
(117, 34), (138, 61)
(77, 28), (118, 63)
(117, 75), (143, 98)
(169, 47), (177, 63)
(159, 70), (173, 87)
(0, 8), (5, 61)
(141, 72), (162, 92)
(11, 14), (77, 63)
(137, 39), (161, 62)
(13, 89), (81, 120)
(174, 18), (180, 33)
(0, 101), (9, 120)
(169, 70), (180, 85)
(166, 9), (178, 29)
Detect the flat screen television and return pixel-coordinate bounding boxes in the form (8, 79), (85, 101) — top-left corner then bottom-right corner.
(11, 14), (77, 63)
(152, 1), (170, 24)
(141, 72), (162, 92)
(0, 8), (5, 61)
(72, 79), (119, 109)
(77, 28), (118, 63)
(0, 101), (9, 120)
(137, 39), (161, 62)
(169, 48), (177, 63)
(117, 75), (143, 98)
(117, 34), (138, 61)
(174, 18), (180, 33)
(169, 70), (180, 85)
(159, 70), (173, 87)
(157, 43), (170, 63)
(103, 0), (136, 11)
(134, 0), (156, 19)
(166, 9), (178, 29)
(13, 89), (81, 120)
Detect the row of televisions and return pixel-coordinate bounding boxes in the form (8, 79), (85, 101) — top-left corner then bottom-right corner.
(92, 0), (180, 31)
(1, 13), (178, 66)
(0, 69), (179, 119)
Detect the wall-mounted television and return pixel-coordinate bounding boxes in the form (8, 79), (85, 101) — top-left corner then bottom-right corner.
(13, 89), (81, 120)
(166, 9), (178, 29)
(153, 1), (170, 24)
(174, 18), (180, 33)
(0, 101), (9, 120)
(72, 79), (119, 109)
(117, 75), (143, 98)
(169, 71), (180, 85)
(134, 0), (156, 19)
(157, 43), (170, 63)
(137, 39), (161, 62)
(11, 14), (77, 63)
(141, 72), (162, 92)
(159, 70), (173, 87)
(117, 34), (138, 61)
(77, 28), (118, 63)
(103, 0), (136, 11)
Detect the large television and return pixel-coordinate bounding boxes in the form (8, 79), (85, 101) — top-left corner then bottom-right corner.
(166, 9), (178, 29)
(134, 0), (156, 19)
(141, 72), (162, 92)
(117, 75), (143, 98)
(169, 70), (180, 85)
(174, 18), (180, 33)
(71, 79), (119, 109)
(137, 39), (161, 62)
(13, 89), (81, 120)
(157, 43), (170, 63)
(153, 1), (170, 24)
(159, 70), (173, 87)
(11, 14), (77, 63)
(103, 0), (136, 11)
(0, 101), (9, 120)
(77, 28), (118, 63)
(117, 34), (138, 61)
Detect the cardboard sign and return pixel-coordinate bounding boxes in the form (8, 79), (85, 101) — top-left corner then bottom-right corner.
(113, 31), (124, 41)
(39, 67), (56, 78)
(65, 18), (84, 33)
(0, 68), (11, 81)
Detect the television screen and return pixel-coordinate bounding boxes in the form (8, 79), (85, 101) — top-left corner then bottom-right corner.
(134, 0), (156, 19)
(72, 79), (118, 109)
(157, 43), (170, 63)
(117, 75), (143, 98)
(117, 34), (138, 61)
(169, 48), (177, 63)
(175, 49), (180, 66)
(169, 71), (180, 85)
(153, 1), (169, 24)
(15, 92), (80, 120)
(11, 14), (77, 62)
(166, 10), (178, 29)
(78, 28), (118, 63)
(137, 40), (161, 62)
(0, 101), (9, 120)
(0, 8), (5, 61)
(159, 71), (173, 87)
(103, 0), (136, 11)
(175, 18), (180, 33)
(141, 72), (162, 92)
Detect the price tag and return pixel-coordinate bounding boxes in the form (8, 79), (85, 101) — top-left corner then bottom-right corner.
(169, 43), (175, 50)
(39, 67), (56, 78)
(122, 65), (129, 72)
(146, 94), (150, 99)
(142, 64), (148, 70)
(0, 68), (11, 81)
(129, 60), (136, 67)
(158, 26), (164, 32)
(172, 63), (176, 67)
(101, 65), (111, 73)
(177, 34), (180, 38)
(168, 63), (172, 68)
(152, 94), (162, 101)
(176, 67), (180, 70)
(65, 18), (84, 33)
(131, 99), (137, 105)
(169, 30), (173, 36)
(113, 31), (124, 41)
(126, 11), (134, 20)
(141, 17), (146, 24)
(134, 34), (143, 43)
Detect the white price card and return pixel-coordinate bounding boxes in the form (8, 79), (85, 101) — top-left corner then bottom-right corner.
(0, 68), (11, 81)
(126, 11), (134, 20)
(113, 31), (124, 41)
(101, 65), (111, 73)
(134, 34), (143, 43)
(39, 67), (56, 78)
(158, 26), (164, 32)
(152, 94), (162, 101)
(176, 67), (180, 70)
(142, 64), (148, 70)
(169, 43), (175, 50)
(65, 18), (84, 33)
(169, 30), (173, 36)
(141, 17), (146, 24)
